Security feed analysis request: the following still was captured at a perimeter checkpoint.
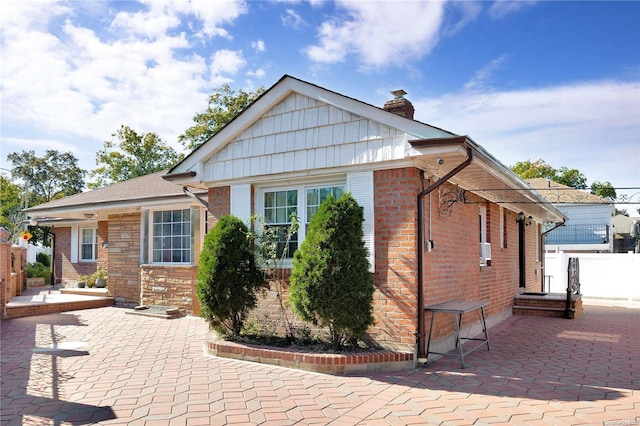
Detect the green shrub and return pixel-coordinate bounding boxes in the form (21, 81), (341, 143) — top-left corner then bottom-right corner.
(289, 193), (375, 351)
(27, 262), (51, 284)
(196, 215), (264, 338)
(36, 252), (51, 267)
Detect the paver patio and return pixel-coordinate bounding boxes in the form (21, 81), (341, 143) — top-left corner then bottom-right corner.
(1, 295), (638, 425)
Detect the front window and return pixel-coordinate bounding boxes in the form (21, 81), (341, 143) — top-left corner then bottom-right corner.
(264, 189), (298, 258)
(80, 228), (97, 261)
(152, 209), (192, 263)
(306, 185), (345, 230)
(260, 183), (346, 259)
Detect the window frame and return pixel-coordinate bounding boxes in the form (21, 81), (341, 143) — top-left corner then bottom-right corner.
(79, 227), (98, 262)
(142, 205), (203, 265)
(479, 205), (491, 265)
(256, 179), (347, 264)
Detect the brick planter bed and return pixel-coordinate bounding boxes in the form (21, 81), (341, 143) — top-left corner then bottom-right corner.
(205, 331), (414, 374)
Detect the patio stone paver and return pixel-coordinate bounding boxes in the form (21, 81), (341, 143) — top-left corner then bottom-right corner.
(1, 298), (639, 425)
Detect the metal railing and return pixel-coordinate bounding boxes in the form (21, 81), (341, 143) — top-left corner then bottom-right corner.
(544, 224), (609, 245)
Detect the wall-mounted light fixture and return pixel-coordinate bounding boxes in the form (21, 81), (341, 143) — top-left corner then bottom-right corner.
(102, 242), (109, 248)
(516, 212), (533, 226)
(29, 217), (38, 226)
(84, 213), (96, 219)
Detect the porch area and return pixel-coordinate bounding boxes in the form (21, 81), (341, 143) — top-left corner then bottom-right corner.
(513, 292), (583, 319)
(4, 285), (113, 319)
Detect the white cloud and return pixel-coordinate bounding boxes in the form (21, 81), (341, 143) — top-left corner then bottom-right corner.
(210, 50), (247, 76)
(304, 1), (447, 69)
(444, 1), (483, 36)
(247, 68), (266, 79)
(463, 55), (508, 91)
(0, 0), (249, 168)
(252, 39), (265, 52)
(488, 0), (537, 20)
(281, 9), (308, 30)
(110, 0), (248, 39)
(414, 80), (640, 188)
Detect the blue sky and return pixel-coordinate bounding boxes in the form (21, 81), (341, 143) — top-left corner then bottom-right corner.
(1, 0), (639, 211)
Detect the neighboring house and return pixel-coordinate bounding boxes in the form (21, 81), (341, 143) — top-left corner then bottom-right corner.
(526, 178), (614, 253)
(612, 214), (640, 253)
(25, 75), (565, 356)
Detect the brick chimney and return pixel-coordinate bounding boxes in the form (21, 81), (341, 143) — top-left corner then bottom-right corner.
(383, 89), (414, 119)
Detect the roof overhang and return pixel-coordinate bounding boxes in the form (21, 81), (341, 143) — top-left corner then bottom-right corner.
(409, 136), (567, 224)
(25, 193), (201, 224)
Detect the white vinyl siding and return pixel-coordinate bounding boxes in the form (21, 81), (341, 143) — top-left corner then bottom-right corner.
(204, 93), (407, 181)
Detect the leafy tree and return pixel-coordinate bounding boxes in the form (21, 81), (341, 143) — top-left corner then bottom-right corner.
(196, 215), (264, 338)
(7, 150), (85, 205)
(289, 193), (375, 351)
(89, 125), (183, 189)
(511, 159), (587, 189)
(590, 181), (617, 201)
(0, 175), (23, 231)
(179, 84), (265, 152)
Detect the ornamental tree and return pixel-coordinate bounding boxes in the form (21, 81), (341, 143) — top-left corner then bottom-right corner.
(196, 215), (264, 338)
(289, 193), (374, 350)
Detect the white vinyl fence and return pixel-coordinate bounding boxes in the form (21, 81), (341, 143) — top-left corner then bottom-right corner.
(544, 252), (640, 301)
(27, 244), (51, 264)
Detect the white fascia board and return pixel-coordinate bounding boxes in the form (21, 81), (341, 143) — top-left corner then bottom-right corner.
(27, 195), (200, 221)
(207, 158), (416, 188)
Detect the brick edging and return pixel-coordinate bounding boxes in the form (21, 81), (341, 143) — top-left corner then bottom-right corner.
(204, 332), (414, 374)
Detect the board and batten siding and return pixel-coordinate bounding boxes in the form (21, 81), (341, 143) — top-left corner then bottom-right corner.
(204, 93), (411, 181)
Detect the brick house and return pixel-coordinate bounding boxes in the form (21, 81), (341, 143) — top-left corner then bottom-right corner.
(25, 75), (565, 356)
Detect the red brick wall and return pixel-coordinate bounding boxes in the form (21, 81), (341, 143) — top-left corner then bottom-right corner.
(0, 236), (10, 315)
(97, 220), (108, 272)
(108, 213), (141, 305)
(201, 172), (540, 354)
(370, 168), (422, 350)
(209, 186), (230, 229)
(53, 227), (96, 286)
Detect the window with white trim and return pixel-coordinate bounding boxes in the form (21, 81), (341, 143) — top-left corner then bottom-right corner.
(261, 184), (346, 259)
(153, 209), (191, 263)
(80, 228), (97, 261)
(235, 171), (374, 271)
(479, 205), (491, 264)
(264, 189), (299, 258)
(142, 207), (201, 265)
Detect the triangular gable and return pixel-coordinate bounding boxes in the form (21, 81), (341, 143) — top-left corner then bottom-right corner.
(167, 75), (453, 185)
(204, 92), (410, 181)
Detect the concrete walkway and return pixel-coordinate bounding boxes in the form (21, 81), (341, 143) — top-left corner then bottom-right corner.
(1, 300), (638, 425)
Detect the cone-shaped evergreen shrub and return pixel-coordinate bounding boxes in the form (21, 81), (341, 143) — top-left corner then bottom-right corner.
(196, 215), (264, 338)
(289, 193), (374, 350)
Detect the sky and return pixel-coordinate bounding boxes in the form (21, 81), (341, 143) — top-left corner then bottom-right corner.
(1, 0), (639, 212)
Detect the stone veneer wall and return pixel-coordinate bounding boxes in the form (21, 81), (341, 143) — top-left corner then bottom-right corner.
(108, 213), (142, 306)
(140, 265), (199, 315)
